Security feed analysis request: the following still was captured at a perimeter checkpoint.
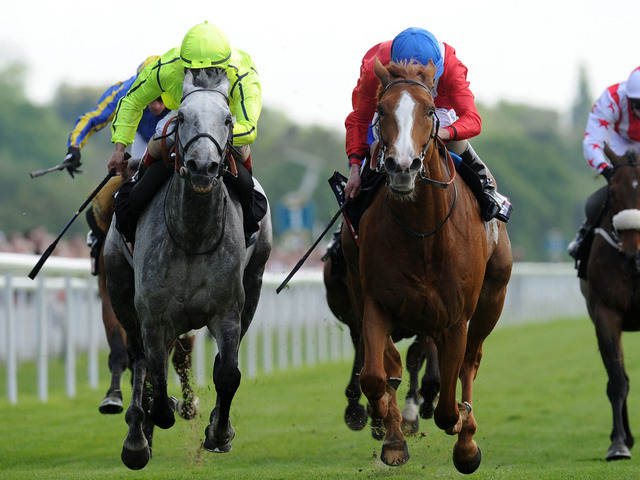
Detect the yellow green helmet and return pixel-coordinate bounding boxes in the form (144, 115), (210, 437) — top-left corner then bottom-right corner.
(180, 21), (231, 69)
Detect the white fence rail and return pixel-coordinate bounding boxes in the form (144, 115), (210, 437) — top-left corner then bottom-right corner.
(1, 253), (587, 404)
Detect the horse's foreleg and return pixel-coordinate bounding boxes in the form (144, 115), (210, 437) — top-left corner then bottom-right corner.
(143, 329), (177, 431)
(433, 319), (467, 436)
(593, 311), (633, 460)
(121, 338), (151, 470)
(345, 335), (368, 431)
(172, 333), (198, 420)
(204, 318), (242, 453)
(419, 336), (440, 419)
(401, 336), (427, 434)
(98, 261), (128, 414)
(360, 297), (408, 466)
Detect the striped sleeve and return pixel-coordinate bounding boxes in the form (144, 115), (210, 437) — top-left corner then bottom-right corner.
(67, 77), (135, 149)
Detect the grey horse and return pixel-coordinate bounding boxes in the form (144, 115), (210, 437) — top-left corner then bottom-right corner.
(104, 68), (272, 470)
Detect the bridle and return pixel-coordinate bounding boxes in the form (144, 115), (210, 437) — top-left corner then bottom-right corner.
(375, 77), (458, 238)
(374, 78), (455, 188)
(157, 87), (239, 179)
(595, 161), (640, 252)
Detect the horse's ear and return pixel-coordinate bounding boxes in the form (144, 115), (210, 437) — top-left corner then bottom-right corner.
(183, 69), (195, 92)
(374, 57), (391, 88)
(604, 142), (622, 167)
(419, 60), (437, 89)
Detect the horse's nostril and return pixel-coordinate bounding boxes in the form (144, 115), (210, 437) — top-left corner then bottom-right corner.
(208, 162), (219, 175)
(384, 157), (398, 173)
(186, 159), (198, 173)
(410, 158), (422, 171)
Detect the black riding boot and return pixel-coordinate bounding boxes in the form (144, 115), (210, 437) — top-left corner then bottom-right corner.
(114, 161), (172, 244)
(567, 219), (590, 260)
(224, 161), (267, 247)
(457, 145), (512, 222)
(567, 185), (610, 261)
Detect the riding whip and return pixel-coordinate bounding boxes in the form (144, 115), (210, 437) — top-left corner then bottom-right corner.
(29, 164), (67, 178)
(28, 168), (117, 280)
(275, 198), (350, 294)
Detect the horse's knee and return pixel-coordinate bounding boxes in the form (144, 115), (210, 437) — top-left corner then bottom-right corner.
(214, 366), (241, 395)
(108, 330), (129, 372)
(360, 372), (386, 402)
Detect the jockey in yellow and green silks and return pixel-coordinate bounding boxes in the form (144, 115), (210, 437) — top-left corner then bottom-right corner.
(109, 21), (262, 175)
(109, 21), (266, 248)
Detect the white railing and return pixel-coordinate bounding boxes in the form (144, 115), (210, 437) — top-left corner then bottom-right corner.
(1, 253), (587, 404)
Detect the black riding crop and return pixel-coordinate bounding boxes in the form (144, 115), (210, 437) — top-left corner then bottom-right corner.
(28, 169), (117, 279)
(276, 198), (349, 294)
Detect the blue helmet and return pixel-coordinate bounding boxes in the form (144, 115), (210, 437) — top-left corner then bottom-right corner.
(391, 27), (443, 78)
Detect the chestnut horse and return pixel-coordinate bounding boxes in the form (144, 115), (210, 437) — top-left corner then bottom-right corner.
(342, 59), (512, 473)
(580, 145), (640, 461)
(323, 251), (440, 437)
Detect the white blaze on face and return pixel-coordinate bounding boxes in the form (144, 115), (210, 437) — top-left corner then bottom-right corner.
(392, 91), (417, 170)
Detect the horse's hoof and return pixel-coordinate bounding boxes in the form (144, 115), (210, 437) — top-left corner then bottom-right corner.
(99, 395), (124, 415)
(344, 403), (368, 431)
(419, 393), (438, 419)
(203, 423), (235, 453)
(401, 417), (419, 435)
(121, 445), (151, 470)
(381, 439), (410, 466)
(606, 442), (631, 461)
(371, 417), (385, 441)
(453, 445), (482, 474)
(401, 398), (420, 435)
(178, 395), (199, 420)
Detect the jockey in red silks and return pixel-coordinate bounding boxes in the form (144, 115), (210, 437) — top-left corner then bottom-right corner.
(568, 67), (640, 262)
(344, 27), (512, 223)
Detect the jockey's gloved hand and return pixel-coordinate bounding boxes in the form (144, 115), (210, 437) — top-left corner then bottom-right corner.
(62, 146), (82, 178)
(601, 165), (614, 184)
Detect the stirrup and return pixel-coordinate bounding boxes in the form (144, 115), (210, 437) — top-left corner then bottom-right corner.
(494, 192), (512, 222)
(483, 190), (512, 223)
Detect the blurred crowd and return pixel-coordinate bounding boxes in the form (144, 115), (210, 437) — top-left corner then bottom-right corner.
(0, 226), (89, 258)
(0, 226), (328, 273)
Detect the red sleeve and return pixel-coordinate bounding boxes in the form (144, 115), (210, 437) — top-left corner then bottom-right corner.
(344, 42), (392, 163)
(435, 44), (481, 141)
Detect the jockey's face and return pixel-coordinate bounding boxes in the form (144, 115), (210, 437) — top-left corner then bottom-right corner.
(631, 98), (640, 119)
(147, 98), (166, 116)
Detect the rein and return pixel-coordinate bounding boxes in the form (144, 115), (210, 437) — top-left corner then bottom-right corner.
(386, 183), (458, 239)
(162, 174), (228, 255)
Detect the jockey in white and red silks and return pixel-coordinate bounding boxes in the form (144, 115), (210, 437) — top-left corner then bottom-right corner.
(583, 67), (640, 179)
(569, 67), (640, 266)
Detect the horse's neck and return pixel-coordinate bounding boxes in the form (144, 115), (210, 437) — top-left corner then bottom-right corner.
(165, 175), (227, 249)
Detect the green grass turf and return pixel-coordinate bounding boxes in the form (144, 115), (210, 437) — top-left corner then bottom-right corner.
(2, 317), (640, 479)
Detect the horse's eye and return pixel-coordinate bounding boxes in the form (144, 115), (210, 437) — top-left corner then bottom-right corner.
(177, 113), (185, 123)
(377, 105), (385, 117)
(225, 116), (233, 126)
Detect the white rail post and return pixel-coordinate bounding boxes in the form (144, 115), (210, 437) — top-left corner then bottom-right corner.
(64, 276), (76, 398)
(87, 281), (98, 390)
(5, 272), (17, 404)
(36, 275), (48, 402)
